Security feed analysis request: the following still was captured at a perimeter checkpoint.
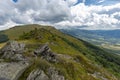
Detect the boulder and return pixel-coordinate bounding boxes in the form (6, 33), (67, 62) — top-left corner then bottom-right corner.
(27, 69), (49, 80)
(34, 44), (50, 56)
(0, 62), (29, 80)
(0, 41), (25, 60)
(34, 44), (57, 62)
(27, 67), (65, 80)
(48, 67), (65, 80)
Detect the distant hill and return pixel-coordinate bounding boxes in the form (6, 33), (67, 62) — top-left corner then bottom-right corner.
(0, 24), (120, 80)
(60, 29), (120, 45)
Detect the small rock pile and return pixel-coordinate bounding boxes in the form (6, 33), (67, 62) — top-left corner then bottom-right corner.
(27, 67), (65, 80)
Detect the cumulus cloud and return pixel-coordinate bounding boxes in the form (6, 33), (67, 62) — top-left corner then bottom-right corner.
(0, 0), (120, 30)
(98, 0), (105, 3)
(56, 2), (120, 30)
(0, 0), (71, 30)
(66, 0), (78, 6)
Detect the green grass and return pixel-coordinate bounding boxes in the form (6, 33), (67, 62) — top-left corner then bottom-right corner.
(18, 57), (51, 80)
(1, 24), (49, 40)
(0, 24), (119, 80)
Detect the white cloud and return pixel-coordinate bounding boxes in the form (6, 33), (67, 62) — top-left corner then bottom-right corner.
(66, 0), (78, 6)
(0, 0), (72, 30)
(0, 0), (120, 30)
(55, 2), (120, 30)
(82, 0), (86, 3)
(98, 0), (105, 3)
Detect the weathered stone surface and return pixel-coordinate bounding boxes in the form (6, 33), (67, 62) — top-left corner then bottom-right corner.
(0, 41), (65, 80)
(48, 67), (65, 80)
(34, 44), (57, 62)
(27, 67), (65, 80)
(0, 41), (25, 54)
(0, 62), (29, 80)
(0, 41), (25, 60)
(34, 44), (50, 56)
(27, 69), (49, 80)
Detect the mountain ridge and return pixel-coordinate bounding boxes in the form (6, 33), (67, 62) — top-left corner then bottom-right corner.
(0, 24), (120, 80)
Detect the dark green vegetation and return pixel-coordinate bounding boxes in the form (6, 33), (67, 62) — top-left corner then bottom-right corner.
(0, 32), (9, 43)
(0, 24), (120, 80)
(61, 29), (120, 55)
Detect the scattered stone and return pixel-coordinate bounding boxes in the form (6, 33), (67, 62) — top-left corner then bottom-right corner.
(27, 67), (65, 80)
(27, 69), (49, 80)
(34, 44), (50, 56)
(91, 72), (108, 80)
(34, 44), (57, 62)
(57, 54), (73, 60)
(12, 54), (26, 61)
(48, 67), (65, 80)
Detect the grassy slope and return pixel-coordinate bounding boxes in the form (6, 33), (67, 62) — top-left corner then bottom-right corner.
(0, 24), (120, 80)
(0, 24), (48, 40)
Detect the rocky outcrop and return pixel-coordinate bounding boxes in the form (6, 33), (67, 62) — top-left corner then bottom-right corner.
(34, 44), (50, 56)
(34, 44), (57, 62)
(0, 41), (25, 61)
(48, 67), (65, 80)
(0, 41), (30, 80)
(27, 67), (65, 80)
(27, 69), (49, 80)
(26, 44), (65, 80)
(0, 62), (29, 80)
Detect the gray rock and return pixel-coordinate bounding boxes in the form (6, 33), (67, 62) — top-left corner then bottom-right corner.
(12, 54), (25, 61)
(0, 62), (29, 80)
(34, 44), (50, 56)
(0, 41), (25, 60)
(34, 44), (57, 62)
(0, 41), (25, 54)
(27, 69), (49, 80)
(27, 67), (65, 80)
(48, 67), (65, 80)
(0, 78), (10, 80)
(91, 72), (108, 80)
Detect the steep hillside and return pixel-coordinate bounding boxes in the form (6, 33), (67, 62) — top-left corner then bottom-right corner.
(0, 24), (120, 80)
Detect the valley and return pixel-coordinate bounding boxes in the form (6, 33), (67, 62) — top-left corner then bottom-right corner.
(61, 29), (120, 54)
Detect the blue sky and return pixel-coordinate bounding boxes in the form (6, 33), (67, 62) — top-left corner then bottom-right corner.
(0, 0), (120, 30)
(76, 0), (120, 5)
(13, 0), (18, 3)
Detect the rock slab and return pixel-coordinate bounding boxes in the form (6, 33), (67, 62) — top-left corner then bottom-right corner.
(0, 62), (29, 80)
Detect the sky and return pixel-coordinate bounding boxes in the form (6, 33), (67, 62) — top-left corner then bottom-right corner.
(0, 0), (120, 30)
